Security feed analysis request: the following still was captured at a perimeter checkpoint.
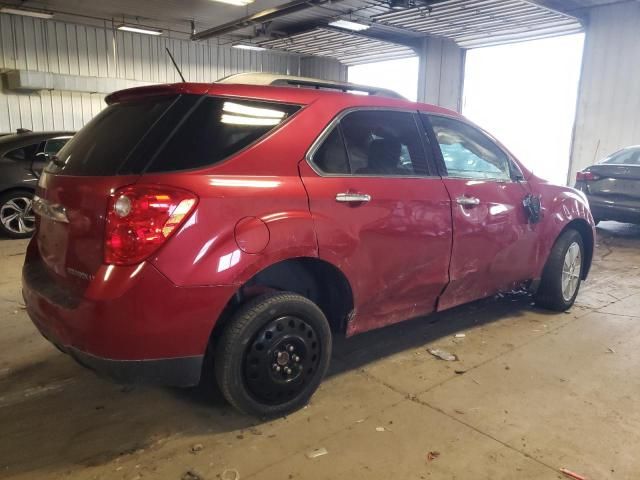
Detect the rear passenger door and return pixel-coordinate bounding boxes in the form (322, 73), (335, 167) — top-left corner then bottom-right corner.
(299, 109), (452, 335)
(421, 113), (537, 311)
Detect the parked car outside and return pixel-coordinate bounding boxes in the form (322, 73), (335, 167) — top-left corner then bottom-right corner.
(22, 76), (595, 417)
(0, 130), (73, 238)
(575, 146), (640, 225)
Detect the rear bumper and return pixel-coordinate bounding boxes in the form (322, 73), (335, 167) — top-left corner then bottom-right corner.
(36, 325), (203, 386)
(22, 241), (237, 386)
(587, 196), (640, 224)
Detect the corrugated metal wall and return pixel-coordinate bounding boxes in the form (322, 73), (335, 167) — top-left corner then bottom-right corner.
(0, 13), (343, 133)
(569, 1), (640, 180)
(300, 56), (347, 82)
(417, 37), (465, 112)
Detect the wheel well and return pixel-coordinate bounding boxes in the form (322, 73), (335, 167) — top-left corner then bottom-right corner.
(564, 219), (594, 279)
(211, 258), (354, 342)
(0, 186), (35, 198)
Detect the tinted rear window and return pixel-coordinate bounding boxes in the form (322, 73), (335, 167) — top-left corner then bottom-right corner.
(48, 97), (177, 176)
(47, 95), (300, 176)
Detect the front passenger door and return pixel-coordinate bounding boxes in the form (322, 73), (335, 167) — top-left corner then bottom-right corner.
(422, 114), (537, 311)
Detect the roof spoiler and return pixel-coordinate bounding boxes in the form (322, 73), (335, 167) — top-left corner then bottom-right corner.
(104, 83), (210, 105)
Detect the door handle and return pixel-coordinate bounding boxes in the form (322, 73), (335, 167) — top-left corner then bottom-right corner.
(456, 196), (480, 206)
(335, 192), (371, 203)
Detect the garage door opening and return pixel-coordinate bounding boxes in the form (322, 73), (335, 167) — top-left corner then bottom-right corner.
(348, 57), (419, 102)
(462, 34), (585, 185)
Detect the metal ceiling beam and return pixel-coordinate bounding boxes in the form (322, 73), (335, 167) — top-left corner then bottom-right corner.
(191, 0), (336, 41)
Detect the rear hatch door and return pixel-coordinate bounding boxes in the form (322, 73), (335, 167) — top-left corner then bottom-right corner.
(34, 94), (188, 294)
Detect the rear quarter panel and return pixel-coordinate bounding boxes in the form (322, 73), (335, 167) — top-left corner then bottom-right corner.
(145, 99), (335, 287)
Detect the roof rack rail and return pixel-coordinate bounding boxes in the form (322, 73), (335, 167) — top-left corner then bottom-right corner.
(217, 73), (406, 100)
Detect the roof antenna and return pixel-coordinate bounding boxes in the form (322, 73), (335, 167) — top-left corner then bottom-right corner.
(165, 47), (186, 83)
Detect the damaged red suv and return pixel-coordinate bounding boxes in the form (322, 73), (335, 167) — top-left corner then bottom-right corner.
(23, 74), (595, 416)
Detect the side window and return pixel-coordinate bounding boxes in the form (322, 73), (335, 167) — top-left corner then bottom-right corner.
(312, 127), (350, 174)
(427, 115), (511, 181)
(44, 138), (70, 155)
(148, 97), (300, 173)
(602, 148), (640, 165)
(341, 110), (429, 176)
(3, 144), (38, 162)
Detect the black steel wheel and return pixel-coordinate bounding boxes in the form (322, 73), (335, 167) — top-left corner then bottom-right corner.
(214, 292), (331, 417)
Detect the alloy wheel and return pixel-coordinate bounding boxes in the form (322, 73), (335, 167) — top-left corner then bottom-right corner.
(0, 196), (35, 235)
(561, 241), (582, 302)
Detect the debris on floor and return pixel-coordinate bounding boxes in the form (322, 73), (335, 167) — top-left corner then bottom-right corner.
(181, 470), (203, 480)
(375, 426), (386, 432)
(306, 447), (328, 459)
(606, 347), (615, 353)
(560, 467), (588, 480)
(427, 348), (458, 361)
(190, 443), (204, 454)
(454, 333), (466, 338)
(426, 451), (441, 462)
(221, 469), (240, 480)
(454, 369), (466, 375)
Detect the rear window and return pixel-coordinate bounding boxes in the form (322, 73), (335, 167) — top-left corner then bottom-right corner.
(48, 97), (177, 176)
(47, 95), (300, 176)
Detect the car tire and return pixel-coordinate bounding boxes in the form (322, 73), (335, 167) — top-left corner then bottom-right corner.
(0, 190), (36, 239)
(534, 229), (584, 311)
(214, 292), (332, 417)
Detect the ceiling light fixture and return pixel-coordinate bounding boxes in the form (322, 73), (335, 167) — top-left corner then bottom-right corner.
(117, 24), (163, 36)
(209, 0), (255, 6)
(232, 43), (266, 51)
(328, 19), (370, 31)
(0, 7), (54, 19)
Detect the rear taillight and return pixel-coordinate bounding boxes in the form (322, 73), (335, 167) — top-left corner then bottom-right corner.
(576, 171), (600, 182)
(105, 185), (198, 265)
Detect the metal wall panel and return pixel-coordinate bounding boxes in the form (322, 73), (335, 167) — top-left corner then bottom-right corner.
(569, 2), (640, 181)
(0, 14), (343, 133)
(300, 56), (348, 82)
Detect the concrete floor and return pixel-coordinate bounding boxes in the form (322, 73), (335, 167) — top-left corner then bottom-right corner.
(1, 222), (639, 480)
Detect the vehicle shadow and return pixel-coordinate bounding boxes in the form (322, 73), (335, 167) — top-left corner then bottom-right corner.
(0, 291), (548, 477)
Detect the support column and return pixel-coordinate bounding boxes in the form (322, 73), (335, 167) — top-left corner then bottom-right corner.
(417, 37), (465, 112)
(568, 2), (640, 182)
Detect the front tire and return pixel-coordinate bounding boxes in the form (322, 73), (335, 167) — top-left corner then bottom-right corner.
(535, 229), (584, 311)
(214, 292), (332, 417)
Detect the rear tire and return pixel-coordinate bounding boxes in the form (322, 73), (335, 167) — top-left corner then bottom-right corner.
(214, 292), (332, 417)
(0, 190), (35, 239)
(534, 229), (584, 311)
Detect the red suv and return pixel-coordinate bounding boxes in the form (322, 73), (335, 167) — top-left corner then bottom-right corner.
(23, 75), (595, 417)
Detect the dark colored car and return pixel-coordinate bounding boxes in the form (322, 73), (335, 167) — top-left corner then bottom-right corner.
(23, 76), (595, 417)
(575, 146), (640, 225)
(0, 130), (73, 238)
